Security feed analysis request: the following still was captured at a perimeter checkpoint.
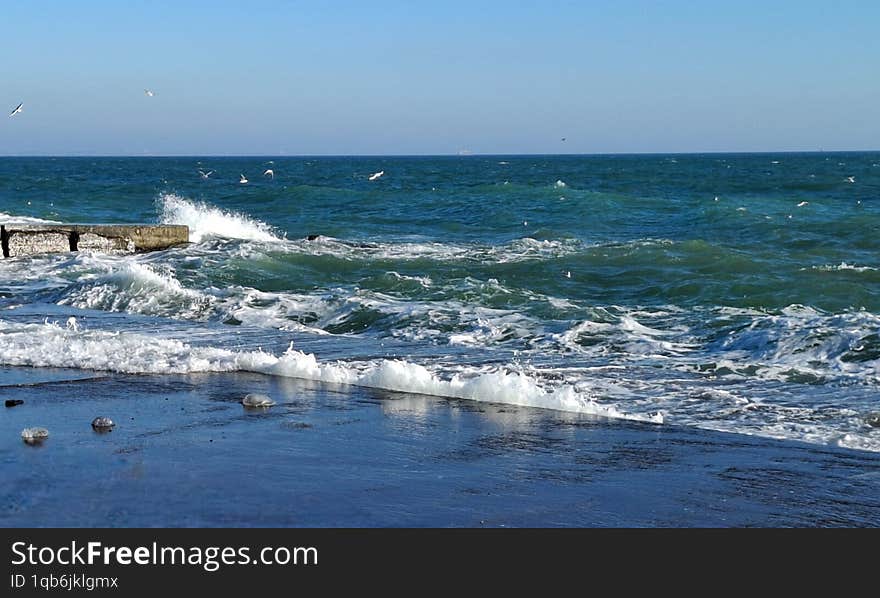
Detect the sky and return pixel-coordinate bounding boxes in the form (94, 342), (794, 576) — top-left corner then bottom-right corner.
(0, 0), (877, 155)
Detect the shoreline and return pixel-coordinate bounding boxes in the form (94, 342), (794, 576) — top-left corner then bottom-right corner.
(2, 368), (878, 527)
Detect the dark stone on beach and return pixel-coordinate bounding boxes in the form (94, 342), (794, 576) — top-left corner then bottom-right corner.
(306, 234), (320, 241)
(21, 427), (49, 444)
(91, 416), (115, 431)
(242, 393), (275, 408)
(5, 399), (24, 408)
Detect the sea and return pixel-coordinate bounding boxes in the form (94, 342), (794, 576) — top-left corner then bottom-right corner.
(1, 152), (879, 454)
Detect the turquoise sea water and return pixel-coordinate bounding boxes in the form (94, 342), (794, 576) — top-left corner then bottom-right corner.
(1, 153), (879, 451)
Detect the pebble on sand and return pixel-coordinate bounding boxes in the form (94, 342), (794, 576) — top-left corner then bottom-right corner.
(91, 416), (115, 431)
(21, 427), (49, 443)
(241, 393), (275, 408)
(5, 399), (24, 408)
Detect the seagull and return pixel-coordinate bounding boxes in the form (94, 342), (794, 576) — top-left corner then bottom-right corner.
(9, 103), (22, 117)
(144, 89), (154, 97)
(368, 170), (384, 181)
(797, 201), (808, 207)
(263, 169), (274, 178)
(66, 317), (79, 332)
(564, 271), (571, 278)
(198, 170), (213, 179)
(240, 174), (248, 184)
(845, 176), (855, 183)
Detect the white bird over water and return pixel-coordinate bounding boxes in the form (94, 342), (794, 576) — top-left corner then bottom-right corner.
(263, 169), (274, 178)
(240, 174), (248, 184)
(845, 176), (855, 183)
(198, 170), (214, 179)
(144, 89), (154, 97)
(797, 201), (808, 207)
(368, 170), (384, 181)
(9, 103), (23, 117)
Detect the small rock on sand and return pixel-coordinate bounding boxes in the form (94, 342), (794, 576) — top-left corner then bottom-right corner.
(91, 416), (115, 431)
(242, 393), (275, 408)
(21, 427), (49, 443)
(5, 399), (24, 408)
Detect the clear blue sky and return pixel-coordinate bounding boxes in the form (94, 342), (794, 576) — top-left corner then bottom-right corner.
(1, 0), (877, 155)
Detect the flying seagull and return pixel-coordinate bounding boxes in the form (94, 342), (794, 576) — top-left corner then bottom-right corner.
(144, 89), (154, 97)
(198, 170), (214, 179)
(263, 169), (274, 179)
(368, 170), (384, 181)
(845, 176), (855, 183)
(9, 103), (23, 117)
(240, 174), (248, 184)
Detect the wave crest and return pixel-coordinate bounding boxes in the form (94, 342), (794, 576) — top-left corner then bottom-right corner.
(158, 194), (282, 243)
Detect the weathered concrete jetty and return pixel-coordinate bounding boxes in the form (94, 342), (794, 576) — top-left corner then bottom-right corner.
(0, 224), (189, 258)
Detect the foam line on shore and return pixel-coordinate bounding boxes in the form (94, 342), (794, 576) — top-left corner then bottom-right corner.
(0, 319), (662, 424)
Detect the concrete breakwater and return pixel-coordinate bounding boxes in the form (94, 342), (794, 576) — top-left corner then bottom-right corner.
(0, 224), (189, 257)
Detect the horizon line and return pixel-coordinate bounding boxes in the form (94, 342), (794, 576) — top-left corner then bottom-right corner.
(0, 149), (878, 159)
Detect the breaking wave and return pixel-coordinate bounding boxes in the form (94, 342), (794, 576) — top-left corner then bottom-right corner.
(159, 194), (283, 243)
(0, 319), (661, 424)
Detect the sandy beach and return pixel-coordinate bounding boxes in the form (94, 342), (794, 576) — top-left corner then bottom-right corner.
(2, 367), (878, 527)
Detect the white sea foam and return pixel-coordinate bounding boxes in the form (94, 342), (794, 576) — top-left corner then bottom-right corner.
(554, 310), (698, 358)
(264, 235), (584, 265)
(384, 271), (433, 287)
(33, 253), (566, 344)
(159, 194), (282, 243)
(56, 260), (215, 320)
(551, 304), (880, 389)
(810, 262), (878, 273)
(0, 319), (661, 423)
(0, 253), (78, 298)
(705, 307), (880, 383)
(215, 275), (585, 346)
(217, 288), (335, 334)
(0, 211), (62, 225)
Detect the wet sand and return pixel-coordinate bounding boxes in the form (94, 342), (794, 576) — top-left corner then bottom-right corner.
(1, 368), (878, 527)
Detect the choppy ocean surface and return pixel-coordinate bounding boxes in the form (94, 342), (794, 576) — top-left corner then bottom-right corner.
(1, 153), (879, 452)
